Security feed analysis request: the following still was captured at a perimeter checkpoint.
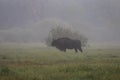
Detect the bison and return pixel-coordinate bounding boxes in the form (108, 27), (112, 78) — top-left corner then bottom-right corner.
(51, 37), (83, 53)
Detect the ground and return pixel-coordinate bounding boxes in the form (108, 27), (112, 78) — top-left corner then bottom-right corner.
(0, 44), (120, 80)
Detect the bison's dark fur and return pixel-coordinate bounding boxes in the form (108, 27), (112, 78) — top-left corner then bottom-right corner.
(51, 37), (83, 53)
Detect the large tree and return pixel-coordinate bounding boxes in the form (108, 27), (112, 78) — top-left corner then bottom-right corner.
(46, 26), (88, 47)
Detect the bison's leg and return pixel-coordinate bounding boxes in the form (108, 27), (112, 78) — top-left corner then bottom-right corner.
(78, 47), (83, 53)
(63, 49), (66, 52)
(74, 48), (78, 53)
(59, 48), (66, 52)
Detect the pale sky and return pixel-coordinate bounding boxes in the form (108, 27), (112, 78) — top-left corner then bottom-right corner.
(0, 0), (120, 44)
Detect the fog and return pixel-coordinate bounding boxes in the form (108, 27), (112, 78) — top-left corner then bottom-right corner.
(0, 0), (120, 45)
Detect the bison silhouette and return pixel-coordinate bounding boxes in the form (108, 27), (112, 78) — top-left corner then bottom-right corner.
(51, 37), (83, 53)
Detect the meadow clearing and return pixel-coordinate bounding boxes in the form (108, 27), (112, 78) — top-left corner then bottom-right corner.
(0, 44), (120, 80)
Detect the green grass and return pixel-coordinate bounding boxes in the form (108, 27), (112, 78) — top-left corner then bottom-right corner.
(0, 44), (120, 80)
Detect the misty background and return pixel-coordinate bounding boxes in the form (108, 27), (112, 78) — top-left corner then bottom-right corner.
(0, 0), (120, 45)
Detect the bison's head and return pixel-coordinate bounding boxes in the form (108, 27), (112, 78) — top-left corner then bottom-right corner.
(51, 40), (56, 46)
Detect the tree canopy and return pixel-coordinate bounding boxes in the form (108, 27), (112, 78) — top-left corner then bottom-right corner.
(46, 26), (88, 47)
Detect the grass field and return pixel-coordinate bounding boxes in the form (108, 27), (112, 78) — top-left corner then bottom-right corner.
(0, 44), (120, 80)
